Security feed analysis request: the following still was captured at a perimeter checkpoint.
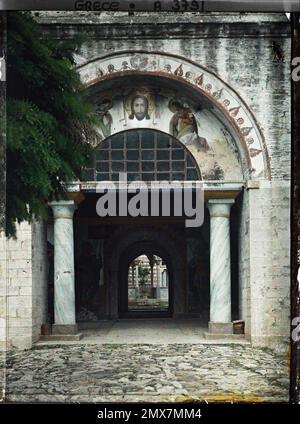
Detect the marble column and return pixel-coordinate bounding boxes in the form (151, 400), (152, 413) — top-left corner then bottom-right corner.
(49, 200), (77, 334)
(207, 199), (235, 334)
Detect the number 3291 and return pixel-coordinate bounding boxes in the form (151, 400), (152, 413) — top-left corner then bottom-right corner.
(172, 0), (200, 11)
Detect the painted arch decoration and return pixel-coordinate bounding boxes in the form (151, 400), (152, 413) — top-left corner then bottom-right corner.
(77, 51), (270, 180)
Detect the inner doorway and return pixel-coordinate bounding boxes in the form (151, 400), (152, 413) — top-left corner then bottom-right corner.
(118, 240), (174, 318)
(127, 254), (169, 313)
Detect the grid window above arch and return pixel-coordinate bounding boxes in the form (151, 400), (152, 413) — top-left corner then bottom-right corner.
(83, 129), (201, 182)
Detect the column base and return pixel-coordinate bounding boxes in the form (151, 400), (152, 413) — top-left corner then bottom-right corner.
(52, 324), (79, 335)
(204, 321), (245, 341)
(39, 333), (83, 342)
(204, 332), (245, 341)
(208, 321), (233, 334)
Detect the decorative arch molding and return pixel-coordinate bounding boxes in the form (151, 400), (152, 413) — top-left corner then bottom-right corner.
(77, 51), (270, 180)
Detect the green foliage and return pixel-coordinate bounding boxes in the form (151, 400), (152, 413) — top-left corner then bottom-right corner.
(138, 265), (150, 286)
(6, 12), (98, 237)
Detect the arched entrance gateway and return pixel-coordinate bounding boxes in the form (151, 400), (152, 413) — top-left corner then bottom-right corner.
(48, 51), (270, 340)
(118, 241), (174, 318)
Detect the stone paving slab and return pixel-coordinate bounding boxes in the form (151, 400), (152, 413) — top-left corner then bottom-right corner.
(1, 343), (289, 403)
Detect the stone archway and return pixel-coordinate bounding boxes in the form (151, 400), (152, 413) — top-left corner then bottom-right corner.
(117, 240), (173, 318)
(105, 225), (186, 319)
(68, 50), (269, 338)
(78, 50), (270, 180)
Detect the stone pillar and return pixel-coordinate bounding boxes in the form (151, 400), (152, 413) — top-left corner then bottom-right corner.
(207, 199), (235, 334)
(49, 200), (78, 335)
(134, 264), (140, 300)
(162, 269), (168, 287)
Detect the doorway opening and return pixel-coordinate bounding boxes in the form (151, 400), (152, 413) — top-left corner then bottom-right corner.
(128, 254), (169, 313)
(118, 239), (175, 318)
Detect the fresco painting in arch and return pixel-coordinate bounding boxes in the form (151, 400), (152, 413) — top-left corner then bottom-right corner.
(91, 86), (242, 181)
(78, 51), (269, 180)
(168, 98), (210, 152)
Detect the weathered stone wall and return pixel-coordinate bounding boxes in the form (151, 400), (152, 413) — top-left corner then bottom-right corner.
(248, 181), (290, 351)
(0, 231), (7, 350)
(238, 190), (251, 339)
(2, 221), (47, 350)
(6, 222), (33, 349)
(31, 220), (48, 343)
(36, 12), (291, 181)
(238, 180), (290, 351)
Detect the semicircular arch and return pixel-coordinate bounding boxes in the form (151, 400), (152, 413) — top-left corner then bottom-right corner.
(83, 128), (202, 182)
(78, 50), (270, 180)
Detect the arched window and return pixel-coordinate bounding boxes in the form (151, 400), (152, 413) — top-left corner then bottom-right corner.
(83, 129), (201, 182)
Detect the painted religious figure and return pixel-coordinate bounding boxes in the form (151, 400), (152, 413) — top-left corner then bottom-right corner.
(169, 98), (210, 152)
(96, 97), (113, 138)
(129, 95), (150, 121)
(125, 89), (154, 121)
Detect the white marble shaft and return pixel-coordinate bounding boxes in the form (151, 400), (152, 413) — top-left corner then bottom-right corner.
(208, 199), (235, 323)
(49, 200), (76, 325)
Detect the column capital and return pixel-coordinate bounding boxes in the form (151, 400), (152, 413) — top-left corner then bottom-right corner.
(49, 200), (76, 220)
(207, 198), (235, 218)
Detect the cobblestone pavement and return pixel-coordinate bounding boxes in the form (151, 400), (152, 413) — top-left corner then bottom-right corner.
(1, 343), (289, 403)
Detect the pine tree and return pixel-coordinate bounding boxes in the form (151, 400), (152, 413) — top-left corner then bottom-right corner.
(6, 12), (99, 237)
